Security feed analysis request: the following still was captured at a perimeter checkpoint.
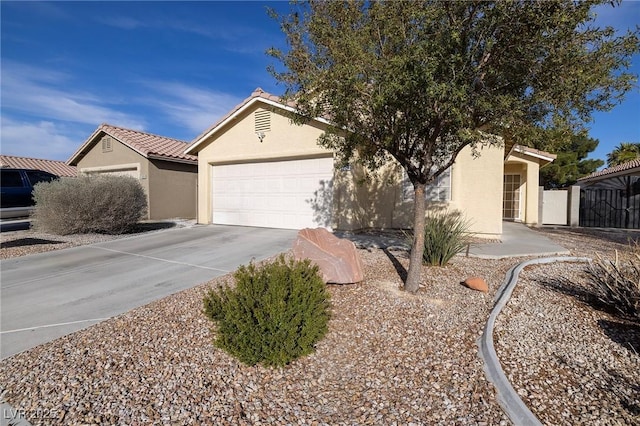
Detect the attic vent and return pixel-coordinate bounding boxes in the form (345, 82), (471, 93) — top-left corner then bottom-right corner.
(102, 136), (113, 152)
(254, 110), (271, 133)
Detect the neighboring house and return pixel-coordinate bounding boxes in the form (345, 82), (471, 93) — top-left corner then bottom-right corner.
(577, 158), (640, 229)
(68, 123), (198, 220)
(186, 88), (555, 238)
(0, 154), (77, 177)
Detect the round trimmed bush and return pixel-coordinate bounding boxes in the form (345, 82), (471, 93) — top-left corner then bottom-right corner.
(203, 255), (331, 367)
(32, 175), (147, 235)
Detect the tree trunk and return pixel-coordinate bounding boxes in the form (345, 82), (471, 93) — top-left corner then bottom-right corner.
(404, 182), (426, 293)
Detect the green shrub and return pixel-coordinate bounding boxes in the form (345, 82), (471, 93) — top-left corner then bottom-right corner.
(32, 175), (147, 235)
(586, 248), (640, 321)
(203, 255), (331, 367)
(418, 210), (472, 266)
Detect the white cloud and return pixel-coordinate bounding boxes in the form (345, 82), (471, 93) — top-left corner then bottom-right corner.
(0, 118), (85, 161)
(1, 60), (146, 130)
(141, 81), (243, 136)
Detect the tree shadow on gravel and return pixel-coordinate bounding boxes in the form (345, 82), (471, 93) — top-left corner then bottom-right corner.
(382, 248), (408, 282)
(602, 367), (640, 418)
(598, 319), (640, 356)
(537, 276), (640, 351)
(0, 238), (64, 249)
(535, 276), (597, 306)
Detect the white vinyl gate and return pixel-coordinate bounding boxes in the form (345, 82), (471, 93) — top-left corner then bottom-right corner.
(542, 189), (568, 225)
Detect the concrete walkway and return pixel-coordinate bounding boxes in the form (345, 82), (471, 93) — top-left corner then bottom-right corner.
(467, 221), (570, 259)
(337, 221), (570, 259)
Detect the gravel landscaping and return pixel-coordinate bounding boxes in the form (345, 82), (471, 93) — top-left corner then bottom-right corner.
(1, 225), (638, 425)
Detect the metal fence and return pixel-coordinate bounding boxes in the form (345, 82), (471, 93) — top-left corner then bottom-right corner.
(580, 188), (640, 229)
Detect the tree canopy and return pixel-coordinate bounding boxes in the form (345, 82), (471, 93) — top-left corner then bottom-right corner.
(607, 142), (640, 167)
(269, 0), (640, 293)
(537, 131), (604, 188)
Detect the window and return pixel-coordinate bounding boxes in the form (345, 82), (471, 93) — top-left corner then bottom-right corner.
(26, 170), (57, 186)
(0, 170), (25, 187)
(102, 136), (113, 152)
(402, 167), (452, 202)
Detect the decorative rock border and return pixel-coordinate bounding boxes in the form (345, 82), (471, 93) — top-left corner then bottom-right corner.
(478, 256), (591, 426)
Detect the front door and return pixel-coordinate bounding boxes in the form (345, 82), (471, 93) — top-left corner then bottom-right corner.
(503, 174), (522, 221)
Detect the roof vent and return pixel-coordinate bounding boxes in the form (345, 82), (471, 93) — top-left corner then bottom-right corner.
(255, 110), (271, 142)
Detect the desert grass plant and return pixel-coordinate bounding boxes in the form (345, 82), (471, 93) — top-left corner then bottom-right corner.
(32, 175), (147, 235)
(415, 210), (472, 266)
(203, 255), (331, 367)
(586, 245), (640, 322)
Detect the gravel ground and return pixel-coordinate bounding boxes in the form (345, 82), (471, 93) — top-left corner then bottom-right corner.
(0, 225), (638, 425)
(0, 220), (194, 260)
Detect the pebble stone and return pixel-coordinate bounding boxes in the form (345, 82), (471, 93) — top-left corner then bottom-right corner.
(0, 226), (637, 425)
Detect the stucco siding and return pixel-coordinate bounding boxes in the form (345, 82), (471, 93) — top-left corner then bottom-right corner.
(75, 135), (151, 219)
(195, 104), (333, 224)
(147, 160), (197, 220)
(450, 144), (504, 237)
(193, 99), (505, 237)
(333, 161), (402, 230)
(334, 144), (503, 238)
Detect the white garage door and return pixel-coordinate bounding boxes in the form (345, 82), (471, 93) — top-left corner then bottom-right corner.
(81, 166), (140, 179)
(211, 157), (334, 229)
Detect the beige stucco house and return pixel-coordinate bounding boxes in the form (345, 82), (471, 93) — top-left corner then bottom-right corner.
(68, 123), (198, 220)
(186, 89), (554, 238)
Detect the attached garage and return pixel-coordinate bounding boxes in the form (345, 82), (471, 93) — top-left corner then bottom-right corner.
(68, 124), (198, 220)
(211, 156), (334, 229)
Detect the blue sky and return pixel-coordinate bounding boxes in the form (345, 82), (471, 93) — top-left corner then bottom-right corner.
(1, 1), (639, 166)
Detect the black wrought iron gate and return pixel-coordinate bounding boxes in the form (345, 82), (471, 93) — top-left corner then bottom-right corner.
(580, 187), (640, 229)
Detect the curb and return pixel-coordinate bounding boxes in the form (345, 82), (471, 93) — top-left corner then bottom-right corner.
(478, 256), (591, 426)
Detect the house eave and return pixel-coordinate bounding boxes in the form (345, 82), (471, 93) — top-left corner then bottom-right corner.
(147, 154), (198, 165)
(185, 97), (332, 156)
(578, 166), (640, 185)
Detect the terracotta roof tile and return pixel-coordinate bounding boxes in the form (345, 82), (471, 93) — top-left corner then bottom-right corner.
(68, 124), (197, 165)
(0, 155), (77, 177)
(578, 158), (640, 182)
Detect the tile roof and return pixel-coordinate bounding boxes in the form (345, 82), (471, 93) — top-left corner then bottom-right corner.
(508, 144), (556, 162)
(68, 123), (197, 165)
(187, 88), (310, 155)
(0, 154), (77, 177)
(578, 158), (640, 182)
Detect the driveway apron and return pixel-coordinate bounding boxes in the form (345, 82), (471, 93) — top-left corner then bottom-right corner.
(0, 225), (297, 359)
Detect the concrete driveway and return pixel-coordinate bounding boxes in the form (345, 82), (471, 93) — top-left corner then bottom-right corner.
(0, 225), (297, 359)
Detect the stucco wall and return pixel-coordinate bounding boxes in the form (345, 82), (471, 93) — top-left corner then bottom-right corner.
(449, 144), (504, 237)
(74, 134), (197, 220)
(147, 160), (197, 219)
(194, 104), (333, 224)
(194, 101), (504, 237)
(75, 135), (151, 219)
(334, 144), (504, 238)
